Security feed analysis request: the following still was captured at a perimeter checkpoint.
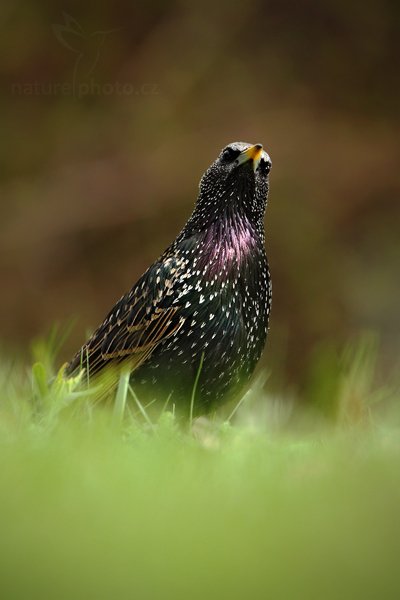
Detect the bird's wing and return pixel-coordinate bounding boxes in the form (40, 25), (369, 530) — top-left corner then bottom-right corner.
(67, 256), (186, 378)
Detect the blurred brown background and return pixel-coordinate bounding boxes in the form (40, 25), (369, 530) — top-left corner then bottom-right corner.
(1, 0), (399, 396)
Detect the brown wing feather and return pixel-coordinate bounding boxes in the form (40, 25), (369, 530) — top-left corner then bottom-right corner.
(66, 256), (186, 383)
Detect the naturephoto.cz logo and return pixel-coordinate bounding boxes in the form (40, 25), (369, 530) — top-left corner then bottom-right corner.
(11, 13), (160, 98)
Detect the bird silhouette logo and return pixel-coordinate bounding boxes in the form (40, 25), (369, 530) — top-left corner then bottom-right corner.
(52, 13), (119, 94)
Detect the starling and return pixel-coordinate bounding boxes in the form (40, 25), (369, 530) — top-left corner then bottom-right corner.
(66, 142), (272, 414)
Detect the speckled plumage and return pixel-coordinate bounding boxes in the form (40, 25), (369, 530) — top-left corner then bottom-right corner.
(66, 142), (272, 413)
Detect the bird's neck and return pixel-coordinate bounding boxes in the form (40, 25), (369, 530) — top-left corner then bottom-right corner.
(187, 209), (265, 280)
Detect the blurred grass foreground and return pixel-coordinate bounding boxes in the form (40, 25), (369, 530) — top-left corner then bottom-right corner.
(0, 334), (400, 599)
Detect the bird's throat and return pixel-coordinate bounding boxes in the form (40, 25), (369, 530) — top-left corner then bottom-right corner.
(196, 213), (262, 279)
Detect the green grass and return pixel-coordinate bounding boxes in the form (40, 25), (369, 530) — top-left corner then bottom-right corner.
(0, 333), (399, 599)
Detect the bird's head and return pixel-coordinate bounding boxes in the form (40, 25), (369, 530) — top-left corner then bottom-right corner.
(194, 142), (272, 229)
(216, 142), (271, 177)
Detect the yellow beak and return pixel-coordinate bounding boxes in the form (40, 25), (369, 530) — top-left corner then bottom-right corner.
(236, 144), (263, 172)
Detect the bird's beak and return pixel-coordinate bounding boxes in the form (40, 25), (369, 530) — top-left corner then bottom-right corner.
(236, 144), (263, 172)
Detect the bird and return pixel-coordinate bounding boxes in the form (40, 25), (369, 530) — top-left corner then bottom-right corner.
(66, 142), (272, 416)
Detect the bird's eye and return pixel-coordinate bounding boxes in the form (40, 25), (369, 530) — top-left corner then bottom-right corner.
(259, 157), (271, 175)
(221, 147), (240, 162)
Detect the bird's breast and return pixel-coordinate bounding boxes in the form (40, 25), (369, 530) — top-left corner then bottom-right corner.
(193, 216), (262, 280)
